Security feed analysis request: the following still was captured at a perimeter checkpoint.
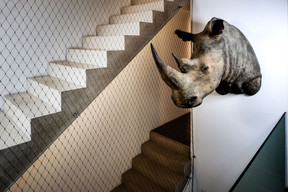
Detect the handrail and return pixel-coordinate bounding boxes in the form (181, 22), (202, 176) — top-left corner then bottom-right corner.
(230, 112), (286, 192)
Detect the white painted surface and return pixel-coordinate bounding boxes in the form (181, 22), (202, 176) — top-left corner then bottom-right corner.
(0, 112), (31, 150)
(28, 76), (84, 110)
(131, 0), (174, 6)
(121, 0), (164, 14)
(191, 0), (288, 191)
(110, 11), (154, 24)
(83, 36), (125, 50)
(4, 92), (59, 142)
(97, 22), (141, 36)
(48, 61), (95, 87)
(67, 49), (107, 67)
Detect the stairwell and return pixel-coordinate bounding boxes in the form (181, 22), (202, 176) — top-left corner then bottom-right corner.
(112, 113), (191, 192)
(0, 0), (189, 191)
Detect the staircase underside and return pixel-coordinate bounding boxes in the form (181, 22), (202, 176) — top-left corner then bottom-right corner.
(0, 0), (189, 191)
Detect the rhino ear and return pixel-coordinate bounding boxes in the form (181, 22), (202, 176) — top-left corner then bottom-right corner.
(175, 29), (194, 42)
(211, 19), (224, 36)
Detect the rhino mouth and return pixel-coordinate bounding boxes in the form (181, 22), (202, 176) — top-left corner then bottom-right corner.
(174, 101), (202, 108)
(171, 95), (202, 108)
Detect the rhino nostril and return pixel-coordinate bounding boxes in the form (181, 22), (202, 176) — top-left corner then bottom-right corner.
(190, 96), (197, 102)
(187, 96), (198, 106)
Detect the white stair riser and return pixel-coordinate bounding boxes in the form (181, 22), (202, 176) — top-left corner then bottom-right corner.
(0, 113), (31, 150)
(109, 11), (153, 24)
(48, 63), (87, 87)
(83, 36), (125, 50)
(132, 0), (173, 5)
(97, 23), (140, 36)
(67, 49), (107, 67)
(4, 101), (31, 138)
(28, 79), (62, 111)
(5, 93), (59, 122)
(0, 128), (31, 150)
(121, 1), (164, 14)
(0, 131), (30, 150)
(132, 0), (159, 5)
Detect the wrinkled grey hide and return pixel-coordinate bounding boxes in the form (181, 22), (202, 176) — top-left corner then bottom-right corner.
(151, 17), (262, 108)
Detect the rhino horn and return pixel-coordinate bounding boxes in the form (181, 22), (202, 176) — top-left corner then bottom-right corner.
(151, 44), (185, 90)
(171, 52), (186, 73)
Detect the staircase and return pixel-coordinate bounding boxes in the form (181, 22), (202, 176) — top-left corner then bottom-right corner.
(112, 131), (191, 192)
(0, 0), (189, 190)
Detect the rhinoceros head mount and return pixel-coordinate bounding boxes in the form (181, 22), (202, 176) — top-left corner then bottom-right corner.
(151, 17), (262, 108)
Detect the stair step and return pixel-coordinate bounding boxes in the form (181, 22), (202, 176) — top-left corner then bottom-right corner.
(0, 112), (31, 150)
(142, 141), (191, 175)
(111, 184), (131, 192)
(28, 76), (84, 111)
(132, 0), (174, 5)
(67, 48), (107, 67)
(110, 11), (154, 24)
(48, 61), (96, 87)
(4, 93), (59, 137)
(83, 35), (125, 50)
(121, 0), (164, 14)
(122, 169), (167, 192)
(132, 154), (186, 192)
(5, 92), (59, 119)
(97, 22), (141, 36)
(150, 131), (190, 157)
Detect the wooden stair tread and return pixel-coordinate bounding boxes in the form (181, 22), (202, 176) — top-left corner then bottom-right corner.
(141, 141), (191, 175)
(111, 184), (131, 192)
(132, 154), (185, 191)
(150, 132), (190, 157)
(122, 169), (167, 192)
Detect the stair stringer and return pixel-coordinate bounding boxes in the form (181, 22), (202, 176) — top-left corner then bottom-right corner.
(0, 0), (189, 191)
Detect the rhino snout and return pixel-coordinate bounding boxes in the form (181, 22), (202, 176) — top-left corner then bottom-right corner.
(171, 94), (202, 108)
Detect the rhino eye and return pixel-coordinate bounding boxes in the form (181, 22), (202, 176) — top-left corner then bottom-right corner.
(202, 66), (209, 72)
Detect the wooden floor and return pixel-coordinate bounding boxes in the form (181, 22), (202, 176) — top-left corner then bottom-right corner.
(153, 113), (191, 147)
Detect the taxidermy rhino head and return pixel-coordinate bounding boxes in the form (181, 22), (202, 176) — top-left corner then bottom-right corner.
(151, 17), (262, 108)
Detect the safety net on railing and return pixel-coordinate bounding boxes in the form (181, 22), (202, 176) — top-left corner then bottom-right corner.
(1, 0), (192, 191)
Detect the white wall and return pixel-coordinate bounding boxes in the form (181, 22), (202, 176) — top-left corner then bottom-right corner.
(191, 0), (288, 191)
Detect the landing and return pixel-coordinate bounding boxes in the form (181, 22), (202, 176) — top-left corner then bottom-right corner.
(153, 112), (191, 146)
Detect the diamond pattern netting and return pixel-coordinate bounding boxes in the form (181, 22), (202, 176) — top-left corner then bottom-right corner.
(1, 0), (191, 191)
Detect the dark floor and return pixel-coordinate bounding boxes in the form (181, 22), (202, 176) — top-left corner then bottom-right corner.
(153, 113), (191, 146)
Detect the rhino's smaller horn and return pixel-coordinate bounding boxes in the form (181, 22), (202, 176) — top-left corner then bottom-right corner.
(151, 44), (184, 90)
(171, 53), (184, 72)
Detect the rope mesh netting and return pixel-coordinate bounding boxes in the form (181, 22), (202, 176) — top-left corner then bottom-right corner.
(0, 0), (192, 191)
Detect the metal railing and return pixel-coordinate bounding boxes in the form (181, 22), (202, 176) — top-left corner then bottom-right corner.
(230, 113), (286, 192)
